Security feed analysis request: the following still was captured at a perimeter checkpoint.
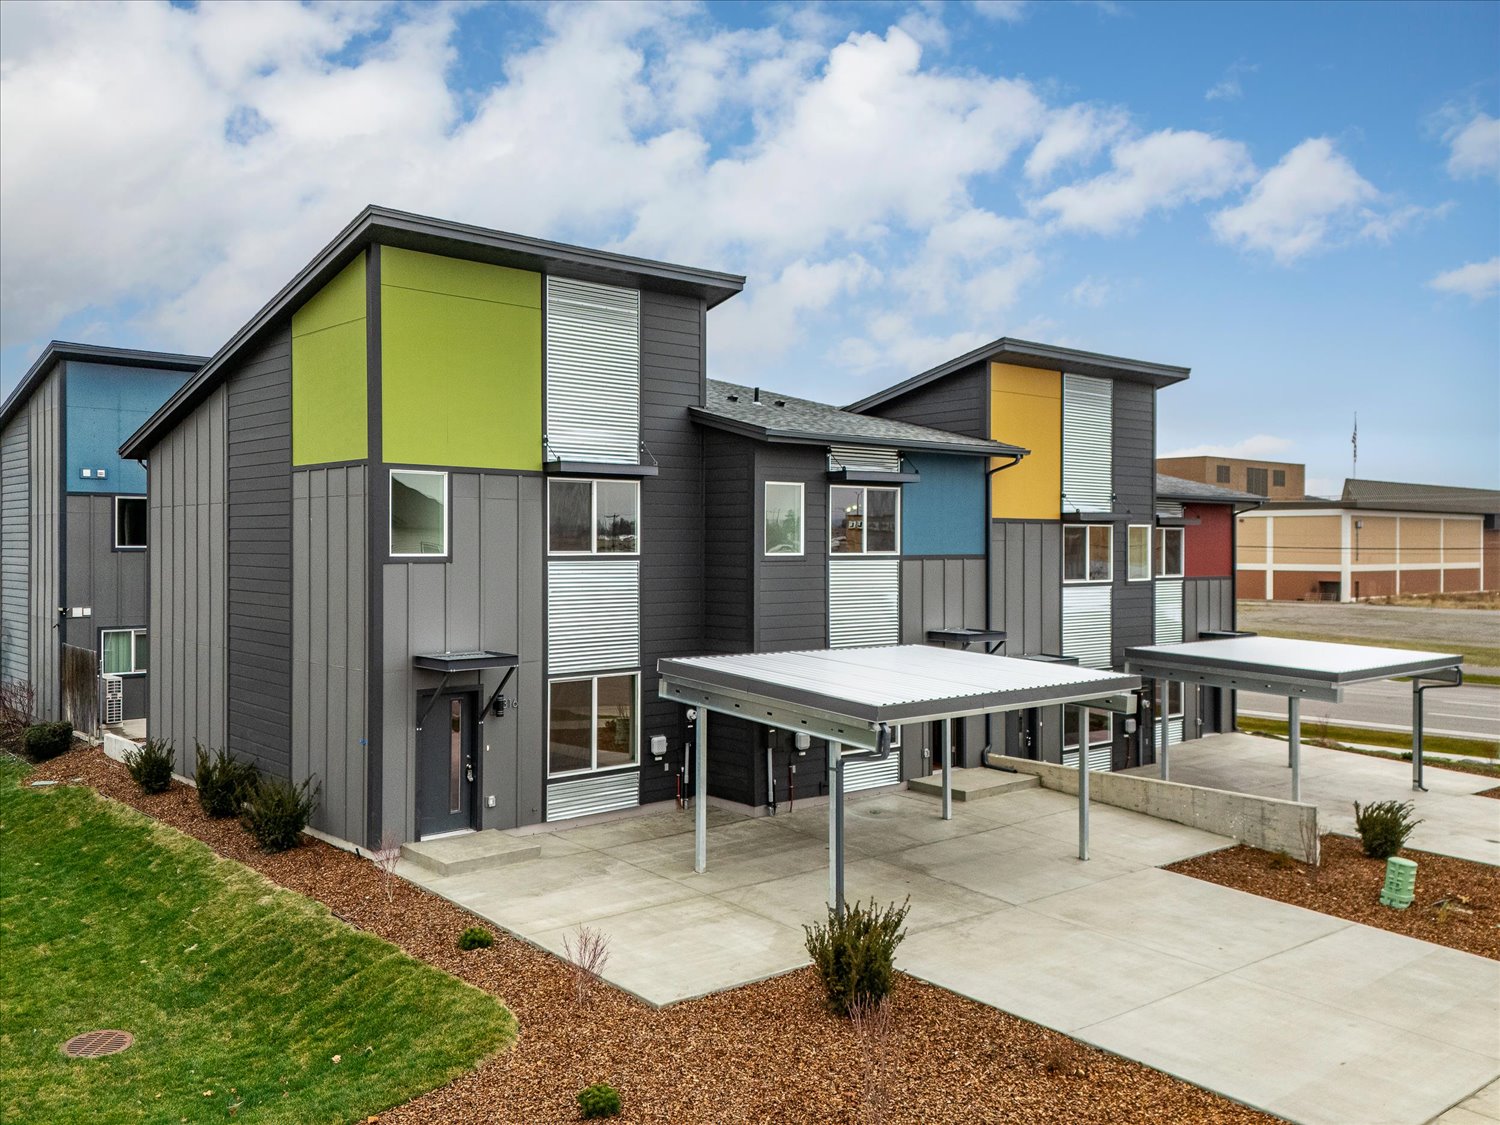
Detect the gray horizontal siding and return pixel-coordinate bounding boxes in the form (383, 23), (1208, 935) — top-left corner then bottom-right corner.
(1112, 379), (1155, 521)
(861, 362), (988, 440)
(754, 443), (828, 652)
(227, 328), (293, 778)
(703, 431), (754, 654)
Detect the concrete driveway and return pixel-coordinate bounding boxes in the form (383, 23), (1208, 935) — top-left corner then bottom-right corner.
(400, 782), (1499, 1125)
(1128, 732), (1500, 865)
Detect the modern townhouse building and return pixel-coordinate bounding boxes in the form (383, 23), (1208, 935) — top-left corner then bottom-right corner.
(848, 340), (1252, 771)
(0, 343), (202, 728)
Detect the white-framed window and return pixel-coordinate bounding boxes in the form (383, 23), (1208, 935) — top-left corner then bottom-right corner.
(114, 496), (147, 550)
(548, 479), (640, 555)
(1063, 524), (1113, 583)
(547, 673), (639, 776)
(1155, 526), (1184, 578)
(1157, 679), (1184, 719)
(1063, 708), (1114, 752)
(830, 485), (900, 555)
(101, 628), (148, 676)
(764, 482), (804, 556)
(390, 470), (448, 557)
(1127, 525), (1152, 582)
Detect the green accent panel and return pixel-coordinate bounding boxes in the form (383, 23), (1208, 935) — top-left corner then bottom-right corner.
(382, 247), (540, 309)
(292, 254), (367, 466)
(381, 284), (542, 471)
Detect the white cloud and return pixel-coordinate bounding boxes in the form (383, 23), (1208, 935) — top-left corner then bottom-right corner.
(1443, 111), (1500, 181)
(1033, 129), (1255, 234)
(1205, 61), (1256, 102)
(1211, 137), (1378, 263)
(1067, 276), (1112, 306)
(1428, 257), (1500, 300)
(971, 1), (1029, 22)
(1024, 103), (1128, 182)
(1161, 434), (1294, 459)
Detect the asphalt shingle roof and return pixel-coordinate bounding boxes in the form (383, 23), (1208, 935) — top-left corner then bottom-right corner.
(1155, 472), (1260, 504)
(694, 380), (1027, 457)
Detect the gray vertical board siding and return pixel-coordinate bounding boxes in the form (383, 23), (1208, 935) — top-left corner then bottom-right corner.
(26, 367), (62, 718)
(1184, 576), (1235, 734)
(860, 362), (988, 439)
(63, 494), (149, 719)
(639, 290), (705, 807)
(753, 443), (828, 652)
(988, 520), (1063, 760)
(148, 384), (228, 763)
(1110, 380), (1155, 520)
(900, 557), (988, 766)
(1, 411), (29, 685)
(381, 472), (543, 841)
(291, 466), (368, 843)
(225, 328), (293, 777)
(702, 430), (754, 654)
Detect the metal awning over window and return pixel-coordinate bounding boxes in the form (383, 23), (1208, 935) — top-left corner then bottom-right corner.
(658, 645), (1140, 913)
(1124, 636), (1463, 800)
(413, 650), (520, 672)
(926, 628), (1007, 654)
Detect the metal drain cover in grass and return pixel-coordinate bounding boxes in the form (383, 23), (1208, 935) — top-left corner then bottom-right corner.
(61, 1030), (134, 1058)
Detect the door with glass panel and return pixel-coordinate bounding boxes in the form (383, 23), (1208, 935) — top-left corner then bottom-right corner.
(416, 690), (477, 838)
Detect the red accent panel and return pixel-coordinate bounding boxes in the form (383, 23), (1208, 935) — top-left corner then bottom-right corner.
(1184, 503), (1233, 577)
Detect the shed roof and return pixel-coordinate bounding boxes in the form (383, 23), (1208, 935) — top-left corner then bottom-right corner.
(693, 380), (1027, 457)
(1, 341), (206, 430)
(121, 205), (745, 458)
(1155, 472), (1261, 504)
(1341, 478), (1500, 517)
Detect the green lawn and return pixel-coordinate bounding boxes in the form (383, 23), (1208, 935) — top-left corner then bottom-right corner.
(1237, 716), (1500, 760)
(0, 757), (515, 1124)
(1245, 627), (1500, 671)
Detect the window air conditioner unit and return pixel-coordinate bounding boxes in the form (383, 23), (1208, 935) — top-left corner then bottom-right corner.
(101, 675), (124, 726)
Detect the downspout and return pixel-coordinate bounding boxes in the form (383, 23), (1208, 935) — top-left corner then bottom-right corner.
(983, 452), (1025, 767)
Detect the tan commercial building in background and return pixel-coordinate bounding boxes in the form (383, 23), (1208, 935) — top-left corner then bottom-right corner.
(1236, 479), (1498, 602)
(1156, 455), (1305, 501)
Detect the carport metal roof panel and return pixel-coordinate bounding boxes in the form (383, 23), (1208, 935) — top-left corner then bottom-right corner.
(659, 645), (1139, 731)
(1124, 636), (1462, 702)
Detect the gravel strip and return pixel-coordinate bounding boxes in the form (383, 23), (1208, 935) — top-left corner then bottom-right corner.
(1168, 834), (1498, 961)
(31, 747), (1273, 1124)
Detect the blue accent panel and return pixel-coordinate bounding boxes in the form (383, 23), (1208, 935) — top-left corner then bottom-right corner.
(903, 453), (985, 556)
(65, 363), (191, 494)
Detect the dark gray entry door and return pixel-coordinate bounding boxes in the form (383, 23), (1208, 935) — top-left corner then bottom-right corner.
(417, 692), (476, 838)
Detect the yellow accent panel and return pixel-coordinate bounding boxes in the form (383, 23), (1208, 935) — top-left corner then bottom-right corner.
(989, 361), (1060, 519)
(382, 247), (540, 309)
(291, 254), (367, 465)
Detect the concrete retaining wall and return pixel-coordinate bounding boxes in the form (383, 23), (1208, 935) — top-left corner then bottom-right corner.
(993, 755), (1320, 863)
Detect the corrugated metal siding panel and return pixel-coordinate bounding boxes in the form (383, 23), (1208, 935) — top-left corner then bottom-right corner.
(545, 277), (640, 464)
(0, 412), (29, 684)
(547, 558), (640, 674)
(1156, 500), (1184, 517)
(1155, 578), (1184, 644)
(828, 444), (900, 471)
(844, 753), (900, 792)
(28, 368), (62, 719)
(1062, 373), (1112, 513)
(829, 557), (900, 648)
(1062, 584), (1112, 668)
(1166, 718), (1184, 742)
(1063, 743), (1113, 771)
(546, 770), (639, 821)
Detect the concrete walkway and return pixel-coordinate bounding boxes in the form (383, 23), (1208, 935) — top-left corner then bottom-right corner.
(400, 785), (1499, 1125)
(1127, 732), (1500, 865)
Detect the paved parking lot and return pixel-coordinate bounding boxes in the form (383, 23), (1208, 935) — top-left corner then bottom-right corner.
(400, 779), (1499, 1125)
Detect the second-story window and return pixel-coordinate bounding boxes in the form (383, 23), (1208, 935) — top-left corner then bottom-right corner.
(549, 479), (640, 554)
(115, 496), (148, 550)
(390, 470), (448, 557)
(764, 482), (804, 556)
(1127, 525), (1152, 581)
(1063, 525), (1112, 583)
(1155, 527), (1184, 577)
(830, 485), (899, 554)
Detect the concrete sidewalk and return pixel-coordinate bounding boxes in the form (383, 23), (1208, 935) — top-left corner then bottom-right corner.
(1126, 732), (1500, 865)
(400, 785), (1499, 1125)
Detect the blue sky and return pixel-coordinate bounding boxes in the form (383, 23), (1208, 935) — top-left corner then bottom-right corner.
(1, 0), (1495, 494)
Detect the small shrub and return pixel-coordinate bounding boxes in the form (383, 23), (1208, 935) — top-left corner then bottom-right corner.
(1041, 1040), (1091, 1079)
(371, 829), (404, 904)
(562, 925), (611, 1006)
(241, 774), (319, 853)
(803, 897), (911, 1018)
(20, 720), (72, 763)
(577, 1082), (622, 1119)
(457, 926), (494, 951)
(1353, 799), (1422, 859)
(194, 743), (259, 818)
(0, 680), (36, 751)
(124, 738), (175, 794)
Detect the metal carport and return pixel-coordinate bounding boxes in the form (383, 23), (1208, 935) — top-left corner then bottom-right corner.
(1124, 636), (1464, 801)
(657, 645), (1139, 913)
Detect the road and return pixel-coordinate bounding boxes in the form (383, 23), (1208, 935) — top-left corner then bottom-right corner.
(1239, 679), (1500, 741)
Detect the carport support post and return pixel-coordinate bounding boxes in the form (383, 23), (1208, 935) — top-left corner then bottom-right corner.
(1075, 705), (1090, 862)
(694, 709), (708, 874)
(1159, 681), (1171, 782)
(940, 717), (953, 821)
(1412, 679), (1425, 792)
(1288, 696), (1301, 803)
(827, 744), (844, 916)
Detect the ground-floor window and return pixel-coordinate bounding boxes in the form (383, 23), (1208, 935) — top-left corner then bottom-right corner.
(1063, 708), (1114, 752)
(548, 673), (639, 776)
(101, 629), (148, 676)
(1157, 679), (1185, 719)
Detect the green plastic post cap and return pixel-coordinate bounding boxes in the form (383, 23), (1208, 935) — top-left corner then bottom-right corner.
(1379, 856), (1417, 910)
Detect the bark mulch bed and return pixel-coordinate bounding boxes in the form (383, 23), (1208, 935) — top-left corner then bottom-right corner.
(1478, 786), (1500, 801)
(29, 746), (1273, 1125)
(1168, 834), (1499, 961)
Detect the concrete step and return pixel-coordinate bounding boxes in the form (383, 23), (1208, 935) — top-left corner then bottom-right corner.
(907, 767), (1040, 802)
(400, 830), (541, 877)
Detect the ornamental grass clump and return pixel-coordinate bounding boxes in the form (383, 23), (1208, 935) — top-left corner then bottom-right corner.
(124, 738), (176, 794)
(1353, 799), (1422, 860)
(194, 743), (259, 818)
(803, 897), (911, 1017)
(242, 774), (319, 853)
